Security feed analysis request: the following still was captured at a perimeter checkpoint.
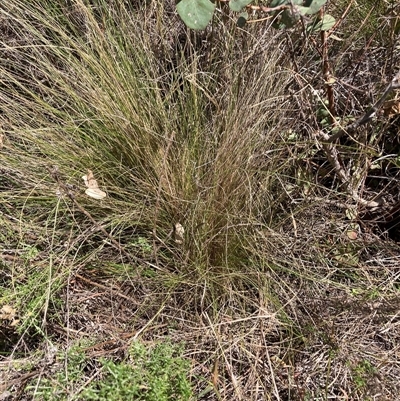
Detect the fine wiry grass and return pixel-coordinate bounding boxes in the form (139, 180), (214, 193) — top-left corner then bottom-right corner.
(1, 1), (400, 400)
(0, 0), (289, 313)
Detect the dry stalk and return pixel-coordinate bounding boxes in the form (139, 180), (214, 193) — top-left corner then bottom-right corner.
(327, 0), (355, 36)
(320, 7), (336, 121)
(316, 130), (381, 208)
(327, 69), (400, 143)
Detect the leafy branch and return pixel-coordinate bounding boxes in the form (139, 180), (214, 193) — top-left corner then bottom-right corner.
(176, 0), (334, 31)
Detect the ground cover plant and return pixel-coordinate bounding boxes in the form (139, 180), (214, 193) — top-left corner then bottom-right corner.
(1, 0), (400, 400)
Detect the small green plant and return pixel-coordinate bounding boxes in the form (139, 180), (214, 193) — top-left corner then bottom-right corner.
(133, 236), (153, 255)
(83, 341), (194, 401)
(351, 359), (377, 392)
(26, 341), (91, 400)
(26, 341), (193, 401)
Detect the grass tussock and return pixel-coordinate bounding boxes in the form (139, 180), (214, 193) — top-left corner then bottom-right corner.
(1, 1), (400, 400)
(0, 0), (291, 304)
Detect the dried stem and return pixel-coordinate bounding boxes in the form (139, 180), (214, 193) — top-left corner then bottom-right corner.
(320, 8), (336, 121)
(218, 0), (290, 13)
(327, 70), (400, 143)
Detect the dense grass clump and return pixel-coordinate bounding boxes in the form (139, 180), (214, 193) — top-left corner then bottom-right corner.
(0, 0), (291, 309)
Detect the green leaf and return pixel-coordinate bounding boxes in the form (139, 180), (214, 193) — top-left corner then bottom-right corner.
(229, 0), (252, 12)
(304, 0), (327, 14)
(319, 14), (335, 31)
(237, 11), (249, 28)
(270, 0), (288, 6)
(296, 6), (311, 16)
(307, 14), (335, 32)
(297, 0), (327, 16)
(317, 108), (330, 118)
(176, 0), (216, 30)
(270, 0), (303, 5)
(280, 9), (300, 28)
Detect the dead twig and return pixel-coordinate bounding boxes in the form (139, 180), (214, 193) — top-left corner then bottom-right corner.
(74, 273), (141, 305)
(316, 130), (381, 208)
(320, 7), (336, 120)
(218, 0), (290, 14)
(327, 70), (400, 143)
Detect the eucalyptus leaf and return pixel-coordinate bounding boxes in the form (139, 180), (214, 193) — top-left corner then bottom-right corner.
(229, 0), (252, 12)
(296, 6), (311, 16)
(176, 0), (216, 30)
(304, 0), (327, 14)
(307, 14), (335, 32)
(269, 0), (288, 7)
(280, 9), (300, 28)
